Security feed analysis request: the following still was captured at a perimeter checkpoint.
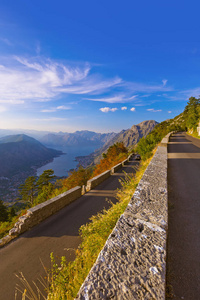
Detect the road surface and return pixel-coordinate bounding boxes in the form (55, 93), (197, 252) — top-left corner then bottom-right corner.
(0, 158), (138, 300)
(167, 132), (200, 299)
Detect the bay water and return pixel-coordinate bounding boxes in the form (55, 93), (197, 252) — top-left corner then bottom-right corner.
(37, 145), (97, 177)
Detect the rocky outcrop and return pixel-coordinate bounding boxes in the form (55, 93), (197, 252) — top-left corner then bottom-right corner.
(99, 120), (158, 150)
(89, 120), (158, 165)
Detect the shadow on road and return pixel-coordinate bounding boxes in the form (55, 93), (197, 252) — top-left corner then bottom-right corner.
(0, 158), (139, 300)
(166, 132), (200, 299)
(18, 160), (138, 239)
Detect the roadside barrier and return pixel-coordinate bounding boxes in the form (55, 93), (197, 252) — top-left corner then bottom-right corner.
(0, 154), (134, 247)
(86, 170), (111, 192)
(76, 134), (174, 299)
(0, 186), (82, 247)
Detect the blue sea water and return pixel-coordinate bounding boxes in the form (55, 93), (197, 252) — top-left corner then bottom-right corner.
(37, 145), (97, 177)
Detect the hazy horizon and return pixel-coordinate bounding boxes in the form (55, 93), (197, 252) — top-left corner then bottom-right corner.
(0, 118), (159, 136)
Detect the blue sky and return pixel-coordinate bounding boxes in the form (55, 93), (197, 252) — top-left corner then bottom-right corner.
(0, 0), (200, 133)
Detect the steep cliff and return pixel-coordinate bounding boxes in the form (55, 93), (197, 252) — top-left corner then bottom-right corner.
(76, 120), (158, 166)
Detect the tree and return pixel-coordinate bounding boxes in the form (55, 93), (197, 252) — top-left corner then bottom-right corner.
(34, 183), (54, 205)
(184, 96), (200, 130)
(8, 207), (16, 220)
(93, 143), (128, 176)
(55, 166), (92, 194)
(0, 200), (8, 222)
(34, 170), (56, 204)
(19, 176), (37, 205)
(37, 169), (55, 192)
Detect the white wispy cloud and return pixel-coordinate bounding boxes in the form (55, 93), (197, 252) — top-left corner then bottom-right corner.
(130, 107), (136, 112)
(36, 42), (41, 55)
(33, 117), (67, 121)
(162, 79), (168, 86)
(56, 105), (71, 110)
(0, 105), (7, 113)
(121, 106), (127, 110)
(168, 111), (172, 113)
(147, 108), (162, 112)
(0, 54), (176, 115)
(99, 107), (118, 113)
(41, 108), (57, 113)
(0, 56), (121, 108)
(86, 94), (137, 103)
(59, 77), (122, 95)
(180, 87), (200, 99)
(141, 94), (150, 98)
(0, 100), (24, 104)
(41, 105), (71, 113)
(0, 38), (13, 46)
(125, 81), (173, 93)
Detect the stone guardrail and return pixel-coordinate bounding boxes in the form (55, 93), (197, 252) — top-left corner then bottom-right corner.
(85, 155), (131, 192)
(86, 170), (111, 192)
(0, 186), (82, 247)
(76, 133), (174, 300)
(111, 162), (122, 174)
(0, 154), (134, 248)
(160, 131), (175, 147)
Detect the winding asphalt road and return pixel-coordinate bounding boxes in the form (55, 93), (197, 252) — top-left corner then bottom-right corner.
(0, 158), (138, 300)
(167, 132), (200, 299)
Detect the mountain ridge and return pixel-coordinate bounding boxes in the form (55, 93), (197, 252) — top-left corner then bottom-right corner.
(76, 120), (158, 166)
(39, 131), (117, 148)
(0, 134), (62, 178)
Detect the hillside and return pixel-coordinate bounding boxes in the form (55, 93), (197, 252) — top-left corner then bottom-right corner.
(98, 120), (158, 150)
(39, 130), (117, 148)
(0, 134), (62, 178)
(76, 120), (158, 166)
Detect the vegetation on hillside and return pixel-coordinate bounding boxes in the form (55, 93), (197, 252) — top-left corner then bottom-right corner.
(43, 97), (200, 299)
(0, 142), (129, 240)
(3, 96), (200, 298)
(136, 120), (180, 160)
(135, 96), (200, 160)
(0, 134), (62, 178)
(92, 142), (128, 177)
(17, 155), (153, 300)
(0, 200), (16, 223)
(183, 96), (200, 132)
(0, 201), (29, 239)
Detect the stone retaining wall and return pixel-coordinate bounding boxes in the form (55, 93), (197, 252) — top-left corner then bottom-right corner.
(122, 158), (129, 166)
(111, 162), (122, 174)
(86, 155), (132, 191)
(0, 186), (82, 247)
(0, 154), (133, 248)
(86, 170), (111, 192)
(76, 143), (168, 299)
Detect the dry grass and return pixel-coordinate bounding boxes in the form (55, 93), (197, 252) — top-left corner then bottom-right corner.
(46, 155), (153, 300)
(16, 154), (154, 300)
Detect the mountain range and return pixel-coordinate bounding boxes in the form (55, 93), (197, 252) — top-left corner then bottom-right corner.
(38, 131), (117, 148)
(0, 134), (62, 178)
(76, 120), (158, 166)
(0, 120), (158, 178)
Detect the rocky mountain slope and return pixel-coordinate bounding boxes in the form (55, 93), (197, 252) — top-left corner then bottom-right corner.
(0, 134), (62, 178)
(39, 130), (117, 148)
(100, 120), (158, 150)
(76, 120), (158, 166)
